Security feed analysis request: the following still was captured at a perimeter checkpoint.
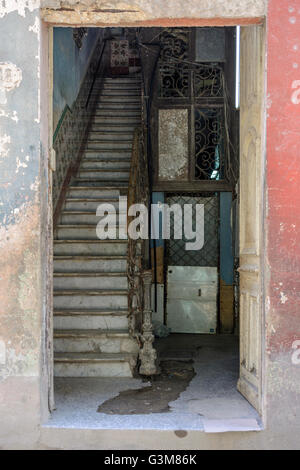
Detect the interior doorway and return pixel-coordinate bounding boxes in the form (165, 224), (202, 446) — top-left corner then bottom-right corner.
(46, 21), (266, 429)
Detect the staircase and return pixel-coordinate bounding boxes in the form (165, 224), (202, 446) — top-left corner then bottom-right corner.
(53, 74), (142, 377)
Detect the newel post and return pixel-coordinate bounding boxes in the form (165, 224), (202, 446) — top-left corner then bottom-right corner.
(139, 270), (158, 375)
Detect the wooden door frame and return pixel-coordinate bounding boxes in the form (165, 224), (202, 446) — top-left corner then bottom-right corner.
(43, 12), (266, 419)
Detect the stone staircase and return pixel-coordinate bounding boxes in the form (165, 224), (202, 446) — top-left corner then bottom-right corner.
(53, 74), (142, 377)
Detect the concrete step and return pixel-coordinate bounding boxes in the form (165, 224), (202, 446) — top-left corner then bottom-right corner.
(67, 186), (123, 198)
(87, 131), (134, 141)
(54, 240), (128, 256)
(99, 82), (142, 90)
(80, 159), (131, 170)
(54, 329), (138, 354)
(53, 255), (127, 272)
(71, 180), (128, 188)
(86, 139), (132, 149)
(64, 197), (123, 211)
(93, 110), (140, 118)
(78, 168), (130, 180)
(54, 352), (137, 377)
(95, 103), (141, 111)
(102, 77), (141, 84)
(82, 150), (132, 159)
(97, 95), (141, 103)
(90, 124), (137, 133)
(53, 289), (128, 309)
(53, 272), (128, 289)
(60, 211), (127, 225)
(93, 116), (140, 124)
(55, 225), (127, 240)
(100, 90), (141, 96)
(54, 309), (129, 330)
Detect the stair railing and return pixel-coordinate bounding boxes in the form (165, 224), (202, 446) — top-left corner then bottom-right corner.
(127, 124), (158, 375)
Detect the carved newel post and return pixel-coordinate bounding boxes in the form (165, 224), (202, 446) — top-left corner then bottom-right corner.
(139, 270), (158, 375)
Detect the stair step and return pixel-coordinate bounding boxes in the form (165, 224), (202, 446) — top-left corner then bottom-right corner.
(53, 271), (128, 289)
(67, 186), (125, 199)
(101, 81), (141, 87)
(86, 140), (132, 149)
(82, 150), (132, 159)
(78, 169), (130, 180)
(93, 110), (140, 118)
(90, 126), (137, 133)
(93, 116), (140, 124)
(54, 309), (129, 330)
(71, 180), (128, 187)
(64, 198), (123, 211)
(55, 225), (127, 240)
(95, 104), (141, 111)
(87, 132), (134, 140)
(100, 91), (141, 97)
(54, 239), (128, 256)
(53, 288), (128, 309)
(54, 352), (137, 377)
(53, 253), (127, 271)
(54, 328), (138, 354)
(80, 159), (130, 170)
(98, 96), (140, 103)
(60, 211), (127, 225)
(102, 77), (141, 84)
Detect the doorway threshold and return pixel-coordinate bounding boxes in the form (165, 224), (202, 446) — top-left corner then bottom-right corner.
(43, 335), (262, 434)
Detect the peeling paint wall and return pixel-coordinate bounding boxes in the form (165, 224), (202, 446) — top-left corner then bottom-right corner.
(0, 0), (300, 451)
(265, 0), (300, 433)
(0, 4), (50, 448)
(40, 0), (267, 26)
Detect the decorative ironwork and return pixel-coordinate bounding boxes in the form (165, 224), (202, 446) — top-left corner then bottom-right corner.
(110, 40), (129, 68)
(159, 64), (189, 98)
(193, 65), (223, 98)
(127, 127), (158, 375)
(53, 38), (106, 211)
(159, 29), (189, 61)
(166, 193), (219, 267)
(194, 107), (225, 180)
(159, 28), (189, 98)
(73, 28), (88, 49)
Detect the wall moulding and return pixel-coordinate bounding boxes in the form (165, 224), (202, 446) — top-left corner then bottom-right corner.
(40, 0), (266, 26)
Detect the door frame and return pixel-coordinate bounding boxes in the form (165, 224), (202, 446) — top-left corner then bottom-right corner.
(42, 11), (266, 419)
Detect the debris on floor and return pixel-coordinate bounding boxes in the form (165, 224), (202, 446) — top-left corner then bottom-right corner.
(97, 360), (195, 415)
(153, 321), (171, 338)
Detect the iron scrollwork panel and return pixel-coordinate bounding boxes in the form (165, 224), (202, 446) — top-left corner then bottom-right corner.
(194, 107), (225, 181)
(193, 65), (223, 98)
(158, 28), (190, 98)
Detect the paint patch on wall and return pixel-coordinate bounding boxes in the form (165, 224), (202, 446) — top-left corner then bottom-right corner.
(0, 62), (22, 106)
(0, 134), (11, 159)
(0, 0), (39, 18)
(158, 108), (188, 181)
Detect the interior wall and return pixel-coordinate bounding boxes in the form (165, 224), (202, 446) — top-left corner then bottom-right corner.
(53, 27), (101, 131)
(220, 192), (234, 333)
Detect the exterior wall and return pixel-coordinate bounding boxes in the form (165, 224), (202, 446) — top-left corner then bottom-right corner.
(0, 0), (300, 450)
(264, 0), (300, 436)
(40, 0), (266, 26)
(0, 5), (50, 448)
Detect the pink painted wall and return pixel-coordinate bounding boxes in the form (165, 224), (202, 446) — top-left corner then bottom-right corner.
(266, 1), (300, 356)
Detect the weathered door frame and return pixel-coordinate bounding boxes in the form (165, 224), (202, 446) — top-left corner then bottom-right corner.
(44, 13), (266, 418)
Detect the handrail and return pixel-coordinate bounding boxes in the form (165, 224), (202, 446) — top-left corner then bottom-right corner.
(127, 126), (158, 375)
(85, 38), (108, 109)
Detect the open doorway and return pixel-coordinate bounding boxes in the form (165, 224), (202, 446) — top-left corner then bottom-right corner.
(47, 23), (265, 431)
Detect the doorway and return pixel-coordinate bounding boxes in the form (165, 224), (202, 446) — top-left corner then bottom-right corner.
(46, 21), (266, 426)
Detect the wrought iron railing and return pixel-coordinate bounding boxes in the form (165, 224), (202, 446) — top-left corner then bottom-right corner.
(53, 36), (109, 222)
(127, 126), (158, 375)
